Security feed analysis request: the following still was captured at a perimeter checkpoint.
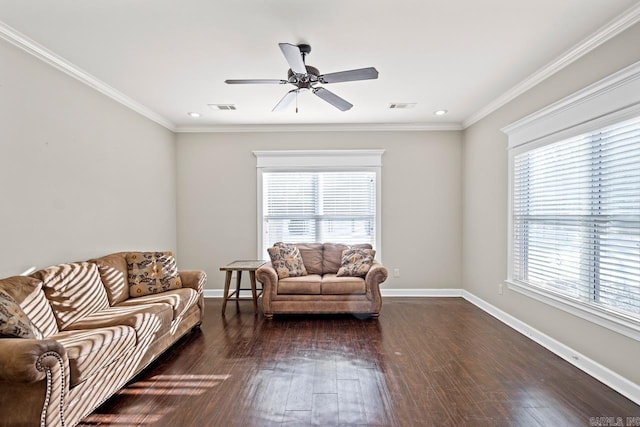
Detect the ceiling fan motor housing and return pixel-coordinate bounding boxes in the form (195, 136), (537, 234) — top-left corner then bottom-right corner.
(288, 65), (320, 89)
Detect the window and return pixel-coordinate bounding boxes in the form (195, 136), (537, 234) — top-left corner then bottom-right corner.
(512, 117), (640, 319)
(504, 60), (640, 339)
(263, 171), (376, 246)
(255, 150), (383, 259)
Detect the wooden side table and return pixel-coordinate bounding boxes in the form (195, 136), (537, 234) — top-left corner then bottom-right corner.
(220, 260), (266, 314)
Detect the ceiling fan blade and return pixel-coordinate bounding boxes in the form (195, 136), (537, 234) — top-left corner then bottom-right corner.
(319, 67), (379, 84)
(313, 87), (353, 111)
(279, 43), (307, 75)
(272, 90), (298, 112)
(225, 79), (287, 84)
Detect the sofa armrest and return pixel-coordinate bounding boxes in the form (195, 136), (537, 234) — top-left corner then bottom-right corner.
(0, 338), (66, 382)
(0, 338), (69, 427)
(365, 262), (388, 290)
(256, 262), (278, 317)
(179, 270), (207, 294)
(364, 262), (387, 313)
(256, 262), (277, 286)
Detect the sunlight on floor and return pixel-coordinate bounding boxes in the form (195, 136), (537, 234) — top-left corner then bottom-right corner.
(80, 407), (170, 425)
(80, 374), (231, 425)
(118, 374), (231, 396)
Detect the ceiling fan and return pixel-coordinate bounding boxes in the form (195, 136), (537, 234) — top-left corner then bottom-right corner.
(225, 43), (378, 112)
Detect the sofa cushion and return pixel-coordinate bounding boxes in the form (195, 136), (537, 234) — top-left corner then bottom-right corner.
(90, 252), (130, 305)
(277, 275), (322, 294)
(322, 243), (372, 274)
(126, 252), (182, 298)
(0, 275), (58, 336)
(294, 243), (324, 275)
(268, 243), (307, 279)
(0, 289), (42, 339)
(321, 274), (366, 295)
(33, 262), (111, 331)
(52, 325), (136, 387)
(65, 303), (173, 340)
(116, 287), (199, 321)
(337, 248), (376, 277)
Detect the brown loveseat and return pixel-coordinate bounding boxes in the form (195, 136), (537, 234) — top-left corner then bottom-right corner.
(256, 243), (387, 319)
(0, 252), (205, 427)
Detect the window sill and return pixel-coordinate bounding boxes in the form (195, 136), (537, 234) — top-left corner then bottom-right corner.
(506, 279), (640, 342)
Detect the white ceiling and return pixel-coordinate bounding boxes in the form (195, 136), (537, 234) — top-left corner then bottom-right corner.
(1, 1), (639, 131)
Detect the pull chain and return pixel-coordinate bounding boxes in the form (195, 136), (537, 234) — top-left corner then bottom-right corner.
(296, 90), (299, 114)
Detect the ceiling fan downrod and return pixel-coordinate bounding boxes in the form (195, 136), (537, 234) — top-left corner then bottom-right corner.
(298, 44), (311, 64)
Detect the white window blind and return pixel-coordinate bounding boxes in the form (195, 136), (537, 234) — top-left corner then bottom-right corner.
(262, 171), (377, 253)
(512, 116), (640, 319)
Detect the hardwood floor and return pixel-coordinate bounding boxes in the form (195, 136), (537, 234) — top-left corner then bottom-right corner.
(78, 298), (640, 426)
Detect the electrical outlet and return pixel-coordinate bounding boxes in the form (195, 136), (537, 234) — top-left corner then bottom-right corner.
(498, 283), (503, 295)
(393, 268), (400, 278)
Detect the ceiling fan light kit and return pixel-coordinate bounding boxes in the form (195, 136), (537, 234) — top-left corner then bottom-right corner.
(225, 43), (378, 112)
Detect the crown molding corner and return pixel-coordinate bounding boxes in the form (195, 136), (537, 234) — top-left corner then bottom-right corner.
(0, 20), (176, 132)
(462, 2), (640, 129)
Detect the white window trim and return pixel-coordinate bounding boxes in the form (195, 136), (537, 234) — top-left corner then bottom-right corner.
(254, 149), (384, 261)
(503, 60), (640, 342)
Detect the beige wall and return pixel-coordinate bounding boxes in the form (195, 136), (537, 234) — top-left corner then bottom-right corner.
(176, 131), (463, 291)
(462, 23), (640, 384)
(0, 39), (178, 277)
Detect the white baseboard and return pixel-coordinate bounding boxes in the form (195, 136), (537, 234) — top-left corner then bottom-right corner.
(462, 290), (640, 406)
(380, 288), (463, 297)
(204, 289), (224, 298)
(203, 288), (463, 298)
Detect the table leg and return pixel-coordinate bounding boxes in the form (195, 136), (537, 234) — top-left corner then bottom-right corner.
(235, 271), (242, 300)
(222, 270), (232, 314)
(250, 270), (258, 314)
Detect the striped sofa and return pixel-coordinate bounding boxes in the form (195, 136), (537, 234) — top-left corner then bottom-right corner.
(0, 252), (206, 427)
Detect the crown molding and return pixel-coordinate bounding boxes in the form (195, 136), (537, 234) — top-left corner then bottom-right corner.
(174, 122), (463, 133)
(462, 2), (640, 129)
(0, 20), (176, 132)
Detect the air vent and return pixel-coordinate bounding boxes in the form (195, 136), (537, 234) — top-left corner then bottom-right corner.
(209, 104), (237, 111)
(389, 103), (417, 109)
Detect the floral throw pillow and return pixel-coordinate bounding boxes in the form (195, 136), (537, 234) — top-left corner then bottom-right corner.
(0, 289), (42, 339)
(268, 243), (308, 279)
(126, 251), (182, 298)
(337, 248), (376, 277)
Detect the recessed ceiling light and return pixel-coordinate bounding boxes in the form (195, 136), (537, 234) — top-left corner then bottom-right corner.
(187, 112), (201, 118)
(433, 109), (448, 116)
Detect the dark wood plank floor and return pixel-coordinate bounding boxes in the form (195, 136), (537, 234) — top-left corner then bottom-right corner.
(78, 298), (640, 426)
